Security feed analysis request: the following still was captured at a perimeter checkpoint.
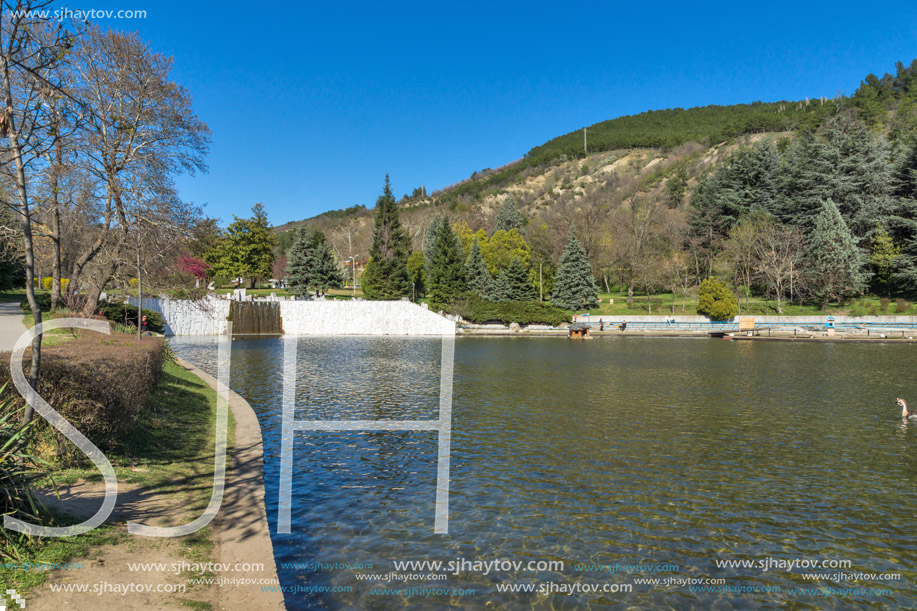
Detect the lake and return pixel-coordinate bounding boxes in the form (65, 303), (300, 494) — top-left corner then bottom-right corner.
(171, 335), (917, 610)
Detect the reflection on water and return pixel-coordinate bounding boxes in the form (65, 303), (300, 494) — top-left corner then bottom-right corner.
(171, 336), (917, 610)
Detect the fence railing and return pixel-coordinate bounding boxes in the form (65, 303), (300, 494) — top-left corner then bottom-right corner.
(575, 321), (917, 331)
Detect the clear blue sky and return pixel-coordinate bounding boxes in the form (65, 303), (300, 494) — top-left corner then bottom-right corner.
(87, 0), (917, 226)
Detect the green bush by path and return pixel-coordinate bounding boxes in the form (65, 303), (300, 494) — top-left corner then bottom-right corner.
(19, 292), (51, 313)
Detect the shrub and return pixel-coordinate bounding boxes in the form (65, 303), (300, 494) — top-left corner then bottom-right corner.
(96, 301), (164, 333)
(445, 296), (571, 326)
(0, 331), (164, 465)
(19, 293), (51, 313)
(880, 297), (890, 312)
(0, 389), (48, 554)
(896, 298), (909, 314)
(696, 277), (738, 321)
(869, 307), (878, 316)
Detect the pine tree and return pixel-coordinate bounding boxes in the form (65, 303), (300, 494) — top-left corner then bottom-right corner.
(493, 197), (525, 234)
(464, 237), (492, 299)
(778, 118), (892, 240)
(361, 175), (411, 300)
(423, 213), (443, 262)
(489, 270), (510, 302)
(308, 231), (344, 296)
(208, 203), (277, 288)
(804, 199), (868, 305)
(888, 141), (917, 289)
(493, 256), (536, 302)
(551, 231), (599, 310)
(425, 216), (466, 305)
(284, 225), (314, 296)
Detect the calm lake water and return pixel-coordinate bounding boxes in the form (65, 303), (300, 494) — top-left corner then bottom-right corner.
(171, 336), (917, 610)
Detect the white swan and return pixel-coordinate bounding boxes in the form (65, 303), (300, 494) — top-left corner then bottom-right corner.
(897, 398), (917, 421)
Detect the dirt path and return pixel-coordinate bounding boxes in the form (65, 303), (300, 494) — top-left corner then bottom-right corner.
(0, 301), (26, 351)
(27, 358), (284, 611)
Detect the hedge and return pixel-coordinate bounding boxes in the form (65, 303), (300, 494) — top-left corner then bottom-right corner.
(0, 331), (164, 465)
(19, 293), (51, 313)
(445, 297), (572, 326)
(96, 301), (165, 333)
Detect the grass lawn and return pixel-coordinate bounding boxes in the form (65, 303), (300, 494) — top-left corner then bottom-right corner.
(1, 357), (232, 597)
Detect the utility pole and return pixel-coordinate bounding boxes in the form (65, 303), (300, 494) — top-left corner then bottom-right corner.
(347, 256), (357, 297)
(583, 128), (587, 155)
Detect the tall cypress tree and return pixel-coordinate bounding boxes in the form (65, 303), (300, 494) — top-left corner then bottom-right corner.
(284, 225), (314, 296)
(493, 256), (536, 302)
(493, 197), (525, 234)
(361, 175), (411, 300)
(804, 198), (867, 305)
(551, 230), (599, 310)
(465, 237), (492, 299)
(425, 216), (466, 304)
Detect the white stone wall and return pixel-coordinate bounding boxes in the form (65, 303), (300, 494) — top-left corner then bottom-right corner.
(129, 296), (230, 336)
(132, 297), (455, 336)
(280, 300), (455, 335)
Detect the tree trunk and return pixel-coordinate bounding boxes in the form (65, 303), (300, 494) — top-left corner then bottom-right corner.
(50, 204), (62, 310)
(2, 55), (41, 425)
(82, 260), (118, 318)
(67, 196), (113, 303)
(47, 128), (64, 310)
(10, 148), (41, 424)
(626, 277), (634, 306)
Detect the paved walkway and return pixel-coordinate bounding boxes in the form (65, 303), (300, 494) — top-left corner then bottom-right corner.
(0, 301), (26, 351)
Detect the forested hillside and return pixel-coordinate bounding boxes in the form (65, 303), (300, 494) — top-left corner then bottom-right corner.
(276, 59), (917, 314)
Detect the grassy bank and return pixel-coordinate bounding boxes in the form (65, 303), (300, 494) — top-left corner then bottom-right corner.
(1, 357), (233, 604)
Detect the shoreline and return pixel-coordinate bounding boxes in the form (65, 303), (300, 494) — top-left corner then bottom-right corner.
(175, 357), (284, 610)
(458, 328), (917, 342)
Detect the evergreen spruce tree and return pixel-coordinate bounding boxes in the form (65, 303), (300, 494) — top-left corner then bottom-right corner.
(425, 216), (466, 305)
(551, 231), (599, 310)
(493, 197), (525, 234)
(464, 237), (492, 299)
(361, 175), (412, 300)
(284, 225), (314, 296)
(423, 213), (444, 263)
(308, 231), (344, 296)
(804, 199), (868, 305)
(888, 141), (917, 289)
(778, 118), (892, 239)
(489, 268), (511, 302)
(496, 256), (537, 301)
